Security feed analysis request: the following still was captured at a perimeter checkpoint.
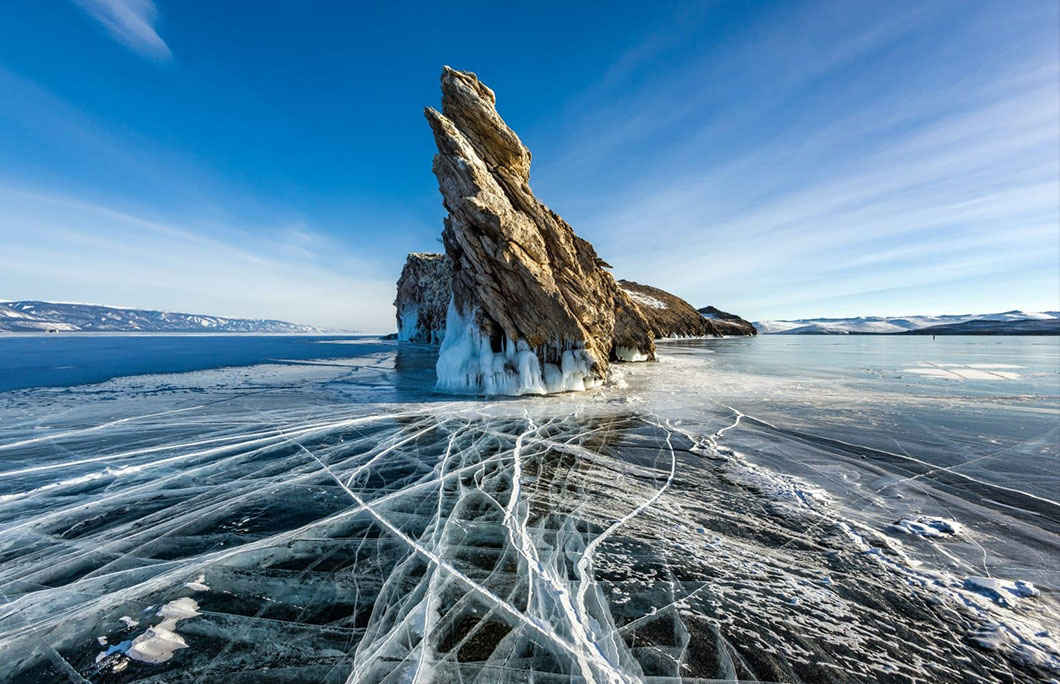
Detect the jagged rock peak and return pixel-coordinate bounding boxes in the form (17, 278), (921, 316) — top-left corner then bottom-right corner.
(394, 253), (451, 344)
(437, 67), (531, 181)
(425, 67), (655, 395)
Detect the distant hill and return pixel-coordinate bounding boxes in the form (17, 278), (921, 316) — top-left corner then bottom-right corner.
(906, 317), (1060, 335)
(0, 301), (329, 333)
(754, 311), (1059, 335)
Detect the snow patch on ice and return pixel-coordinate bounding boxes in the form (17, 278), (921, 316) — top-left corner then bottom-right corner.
(688, 411), (830, 518)
(835, 520), (1060, 673)
(970, 620), (1060, 672)
(892, 516), (964, 538)
(964, 577), (1039, 606)
(125, 597), (201, 664)
(0, 464), (148, 503)
(184, 574), (210, 592)
(719, 457), (831, 516)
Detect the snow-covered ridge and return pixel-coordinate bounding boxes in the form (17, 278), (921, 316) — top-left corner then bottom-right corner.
(754, 311), (1059, 335)
(622, 289), (667, 310)
(0, 301), (328, 333)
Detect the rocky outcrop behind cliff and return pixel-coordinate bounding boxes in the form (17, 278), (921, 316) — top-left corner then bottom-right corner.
(620, 280), (713, 339)
(698, 306), (758, 336)
(619, 281), (757, 338)
(424, 67), (655, 394)
(394, 253), (451, 343)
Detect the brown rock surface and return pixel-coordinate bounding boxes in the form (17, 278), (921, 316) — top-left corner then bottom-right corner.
(618, 280), (710, 338)
(425, 67), (655, 393)
(619, 281), (757, 339)
(698, 306), (758, 336)
(394, 253), (451, 344)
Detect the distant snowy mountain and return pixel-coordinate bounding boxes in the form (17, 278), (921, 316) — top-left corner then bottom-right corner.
(754, 311), (1059, 335)
(0, 301), (329, 333)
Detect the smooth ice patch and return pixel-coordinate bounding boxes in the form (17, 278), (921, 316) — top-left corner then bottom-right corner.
(902, 364), (1021, 380)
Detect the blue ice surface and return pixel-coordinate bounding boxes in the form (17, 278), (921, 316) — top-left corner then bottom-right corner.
(0, 334), (390, 392)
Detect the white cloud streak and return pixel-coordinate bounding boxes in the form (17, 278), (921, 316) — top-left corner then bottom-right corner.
(74, 0), (172, 60)
(0, 184), (396, 331)
(532, 1), (1060, 319)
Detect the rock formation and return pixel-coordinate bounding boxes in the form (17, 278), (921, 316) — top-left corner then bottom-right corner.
(620, 280), (712, 339)
(394, 253), (451, 343)
(424, 67), (655, 394)
(698, 306), (758, 336)
(619, 281), (757, 338)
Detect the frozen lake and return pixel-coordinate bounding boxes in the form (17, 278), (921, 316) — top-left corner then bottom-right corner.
(0, 334), (1057, 683)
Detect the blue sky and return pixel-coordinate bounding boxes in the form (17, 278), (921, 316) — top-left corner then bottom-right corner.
(0, 1), (1057, 330)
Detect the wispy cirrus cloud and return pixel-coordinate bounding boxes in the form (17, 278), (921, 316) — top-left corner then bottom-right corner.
(532, 1), (1060, 319)
(73, 0), (171, 60)
(0, 183), (396, 331)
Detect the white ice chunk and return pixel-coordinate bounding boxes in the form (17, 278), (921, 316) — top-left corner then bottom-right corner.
(892, 516), (963, 537)
(127, 625), (189, 664)
(126, 597), (201, 664)
(184, 574), (210, 592)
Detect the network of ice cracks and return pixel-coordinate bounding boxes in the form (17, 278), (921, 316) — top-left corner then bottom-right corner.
(1, 379), (1058, 682)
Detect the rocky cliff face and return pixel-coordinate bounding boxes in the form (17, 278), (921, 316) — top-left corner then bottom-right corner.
(394, 253), (451, 343)
(619, 281), (756, 338)
(619, 280), (713, 338)
(698, 306), (758, 336)
(425, 67), (655, 394)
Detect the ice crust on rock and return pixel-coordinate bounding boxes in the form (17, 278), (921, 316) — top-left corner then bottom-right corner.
(613, 346), (650, 363)
(435, 300), (599, 395)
